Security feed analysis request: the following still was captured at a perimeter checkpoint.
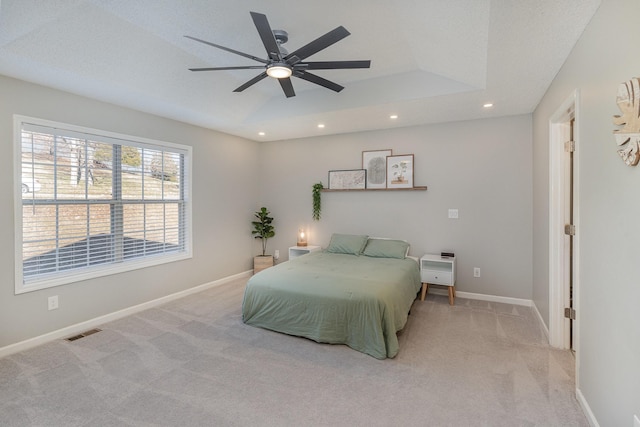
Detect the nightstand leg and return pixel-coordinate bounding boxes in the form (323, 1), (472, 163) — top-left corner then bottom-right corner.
(421, 283), (429, 301)
(448, 286), (455, 305)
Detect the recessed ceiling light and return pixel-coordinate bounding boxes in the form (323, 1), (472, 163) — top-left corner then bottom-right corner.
(483, 103), (494, 108)
(317, 124), (325, 129)
(258, 131), (265, 136)
(390, 114), (398, 119)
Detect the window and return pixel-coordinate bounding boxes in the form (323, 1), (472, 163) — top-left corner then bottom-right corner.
(14, 116), (192, 293)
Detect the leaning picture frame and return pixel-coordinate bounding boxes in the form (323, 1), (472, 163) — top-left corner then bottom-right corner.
(362, 149), (392, 189)
(328, 169), (367, 190)
(386, 154), (414, 189)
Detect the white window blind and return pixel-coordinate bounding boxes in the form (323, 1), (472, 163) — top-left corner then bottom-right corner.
(15, 116), (192, 293)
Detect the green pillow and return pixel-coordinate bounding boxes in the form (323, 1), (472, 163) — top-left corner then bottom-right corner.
(362, 238), (409, 259)
(326, 233), (369, 255)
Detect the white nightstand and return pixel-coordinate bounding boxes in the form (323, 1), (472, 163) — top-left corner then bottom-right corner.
(289, 245), (321, 260)
(420, 254), (456, 305)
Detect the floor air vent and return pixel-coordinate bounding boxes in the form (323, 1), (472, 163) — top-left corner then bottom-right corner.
(66, 328), (102, 341)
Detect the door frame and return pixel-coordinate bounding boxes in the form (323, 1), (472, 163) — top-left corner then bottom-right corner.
(548, 90), (580, 358)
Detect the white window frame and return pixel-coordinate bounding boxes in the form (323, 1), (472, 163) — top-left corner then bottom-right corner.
(14, 115), (193, 294)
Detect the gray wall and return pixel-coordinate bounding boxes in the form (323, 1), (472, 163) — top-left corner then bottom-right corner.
(0, 75), (260, 348)
(259, 115), (533, 300)
(1, 75), (534, 349)
(532, 0), (640, 424)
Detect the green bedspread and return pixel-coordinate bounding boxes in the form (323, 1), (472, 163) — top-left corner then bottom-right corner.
(242, 251), (421, 359)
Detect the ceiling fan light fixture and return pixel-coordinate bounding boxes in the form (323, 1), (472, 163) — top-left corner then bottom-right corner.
(266, 64), (292, 79)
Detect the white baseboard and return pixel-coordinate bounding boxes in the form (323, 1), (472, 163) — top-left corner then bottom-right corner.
(0, 270), (252, 359)
(430, 289), (551, 343)
(457, 290), (532, 307)
(427, 287), (532, 307)
(576, 388), (600, 427)
(532, 301), (550, 341)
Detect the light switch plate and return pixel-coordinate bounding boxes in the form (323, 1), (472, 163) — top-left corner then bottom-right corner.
(448, 209), (459, 219)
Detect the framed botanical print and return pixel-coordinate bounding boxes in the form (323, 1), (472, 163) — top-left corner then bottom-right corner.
(386, 154), (414, 189)
(362, 149), (392, 189)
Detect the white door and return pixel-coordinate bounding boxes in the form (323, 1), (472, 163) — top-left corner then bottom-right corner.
(549, 90), (580, 353)
(563, 119), (576, 352)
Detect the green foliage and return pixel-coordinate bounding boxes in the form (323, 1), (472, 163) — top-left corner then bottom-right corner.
(312, 182), (323, 221)
(251, 207), (275, 256)
(93, 145), (141, 168)
(93, 144), (112, 163)
(122, 146), (141, 167)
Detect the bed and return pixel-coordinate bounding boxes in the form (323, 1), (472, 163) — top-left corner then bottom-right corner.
(241, 234), (421, 359)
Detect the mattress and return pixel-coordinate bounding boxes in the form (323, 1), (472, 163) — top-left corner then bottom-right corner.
(241, 251), (421, 359)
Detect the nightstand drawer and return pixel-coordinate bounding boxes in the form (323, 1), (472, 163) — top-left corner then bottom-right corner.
(421, 270), (452, 286)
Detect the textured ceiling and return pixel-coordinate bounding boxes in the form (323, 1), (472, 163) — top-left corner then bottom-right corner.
(0, 0), (600, 141)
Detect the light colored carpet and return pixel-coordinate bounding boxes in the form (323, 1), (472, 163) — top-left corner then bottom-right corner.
(0, 278), (587, 426)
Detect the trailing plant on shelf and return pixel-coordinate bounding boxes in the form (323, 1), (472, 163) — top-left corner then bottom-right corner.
(312, 182), (323, 221)
(251, 207), (275, 256)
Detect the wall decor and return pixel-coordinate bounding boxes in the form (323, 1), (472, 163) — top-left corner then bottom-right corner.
(362, 149), (392, 188)
(328, 169), (366, 189)
(386, 154), (414, 189)
(613, 77), (640, 166)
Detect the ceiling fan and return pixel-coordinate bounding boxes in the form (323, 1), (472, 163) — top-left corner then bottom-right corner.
(185, 11), (371, 98)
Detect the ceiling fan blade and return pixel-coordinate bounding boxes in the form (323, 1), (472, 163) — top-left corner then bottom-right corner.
(296, 60), (371, 70)
(189, 66), (265, 71)
(285, 26), (350, 63)
(184, 35), (268, 64)
(233, 72), (268, 92)
(295, 71), (344, 92)
(250, 12), (281, 61)
(278, 77), (296, 98)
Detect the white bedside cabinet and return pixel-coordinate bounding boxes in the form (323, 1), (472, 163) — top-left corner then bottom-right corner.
(420, 254), (456, 305)
(288, 245), (321, 260)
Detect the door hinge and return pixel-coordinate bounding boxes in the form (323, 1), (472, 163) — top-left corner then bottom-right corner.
(564, 307), (576, 320)
(564, 140), (575, 152)
(564, 224), (576, 236)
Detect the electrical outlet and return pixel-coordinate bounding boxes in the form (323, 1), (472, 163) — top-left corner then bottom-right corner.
(48, 295), (59, 311)
(473, 267), (481, 278)
(448, 209), (459, 219)
(274, 249), (280, 260)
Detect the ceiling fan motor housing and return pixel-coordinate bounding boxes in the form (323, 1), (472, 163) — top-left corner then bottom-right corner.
(272, 29), (288, 44)
(272, 30), (289, 55)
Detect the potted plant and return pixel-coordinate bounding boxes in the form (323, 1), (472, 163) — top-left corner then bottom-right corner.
(312, 182), (323, 221)
(251, 207), (276, 273)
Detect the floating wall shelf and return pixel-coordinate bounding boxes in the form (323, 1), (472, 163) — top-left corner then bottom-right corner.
(322, 186), (427, 192)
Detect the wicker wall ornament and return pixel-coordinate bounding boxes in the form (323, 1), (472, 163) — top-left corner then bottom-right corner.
(613, 77), (640, 166)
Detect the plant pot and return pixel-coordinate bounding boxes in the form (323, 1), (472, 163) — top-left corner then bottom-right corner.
(253, 255), (274, 274)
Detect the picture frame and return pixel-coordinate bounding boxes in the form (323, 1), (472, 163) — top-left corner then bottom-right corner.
(328, 169), (367, 190)
(386, 154), (414, 189)
(362, 149), (392, 189)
